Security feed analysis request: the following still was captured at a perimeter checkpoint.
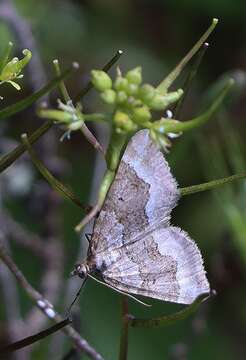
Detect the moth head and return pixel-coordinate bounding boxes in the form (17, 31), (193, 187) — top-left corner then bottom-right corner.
(70, 263), (89, 279)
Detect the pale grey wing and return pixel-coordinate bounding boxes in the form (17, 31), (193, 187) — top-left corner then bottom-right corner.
(99, 226), (210, 305)
(90, 129), (179, 255)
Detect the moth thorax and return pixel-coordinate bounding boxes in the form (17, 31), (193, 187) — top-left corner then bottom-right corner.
(72, 262), (90, 279)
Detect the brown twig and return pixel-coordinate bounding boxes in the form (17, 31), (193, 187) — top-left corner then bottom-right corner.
(0, 234), (28, 360)
(0, 238), (104, 360)
(119, 297), (130, 360)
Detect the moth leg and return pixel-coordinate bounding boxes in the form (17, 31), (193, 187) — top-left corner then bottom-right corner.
(85, 233), (92, 243)
(75, 202), (101, 232)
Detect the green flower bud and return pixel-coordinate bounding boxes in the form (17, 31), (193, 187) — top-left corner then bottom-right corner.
(132, 106), (151, 124)
(100, 89), (116, 104)
(126, 66), (142, 85)
(116, 91), (128, 104)
(126, 83), (139, 96)
(114, 76), (128, 91)
(138, 84), (156, 104)
(91, 70), (112, 92)
(38, 109), (74, 124)
(114, 111), (137, 133)
(148, 89), (183, 111)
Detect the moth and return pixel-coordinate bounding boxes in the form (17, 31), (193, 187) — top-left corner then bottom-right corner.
(72, 129), (210, 305)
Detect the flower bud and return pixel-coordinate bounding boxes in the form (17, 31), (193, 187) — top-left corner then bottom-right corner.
(126, 83), (139, 96)
(132, 106), (151, 124)
(100, 89), (116, 104)
(91, 70), (112, 92)
(114, 111), (137, 133)
(138, 84), (156, 104)
(114, 76), (128, 91)
(116, 91), (128, 104)
(126, 67), (142, 85)
(148, 89), (183, 111)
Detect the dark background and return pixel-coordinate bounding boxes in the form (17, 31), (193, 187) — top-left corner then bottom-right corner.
(0, 0), (246, 359)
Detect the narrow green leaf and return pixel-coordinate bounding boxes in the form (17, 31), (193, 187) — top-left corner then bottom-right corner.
(129, 294), (209, 328)
(21, 134), (89, 212)
(0, 67), (74, 121)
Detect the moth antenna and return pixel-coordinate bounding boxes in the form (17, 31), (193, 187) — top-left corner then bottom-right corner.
(66, 278), (87, 316)
(87, 274), (152, 307)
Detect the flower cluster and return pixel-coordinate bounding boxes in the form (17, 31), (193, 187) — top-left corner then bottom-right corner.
(91, 67), (183, 137)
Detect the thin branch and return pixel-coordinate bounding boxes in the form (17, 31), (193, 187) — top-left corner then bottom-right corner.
(0, 238), (104, 360)
(119, 297), (129, 360)
(0, 235), (27, 360)
(0, 318), (71, 354)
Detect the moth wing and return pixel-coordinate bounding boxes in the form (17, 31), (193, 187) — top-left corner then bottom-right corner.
(91, 129), (179, 254)
(101, 226), (210, 304)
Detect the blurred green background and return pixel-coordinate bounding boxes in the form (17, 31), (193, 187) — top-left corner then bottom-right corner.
(0, 0), (246, 359)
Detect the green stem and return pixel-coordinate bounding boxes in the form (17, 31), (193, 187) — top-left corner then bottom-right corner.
(21, 134), (89, 212)
(158, 18), (218, 93)
(0, 41), (13, 74)
(0, 120), (53, 173)
(129, 294), (208, 328)
(180, 173), (246, 197)
(75, 128), (127, 232)
(164, 78), (234, 134)
(53, 59), (71, 102)
(99, 130), (127, 204)
(173, 42), (209, 119)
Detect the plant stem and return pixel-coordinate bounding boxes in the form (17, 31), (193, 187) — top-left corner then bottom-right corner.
(173, 42), (209, 119)
(158, 18), (218, 93)
(119, 297), (129, 360)
(75, 128), (127, 232)
(0, 120), (53, 173)
(129, 294), (208, 328)
(180, 172), (246, 197)
(164, 78), (234, 134)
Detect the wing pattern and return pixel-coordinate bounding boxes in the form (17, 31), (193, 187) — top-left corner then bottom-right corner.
(88, 130), (210, 305)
